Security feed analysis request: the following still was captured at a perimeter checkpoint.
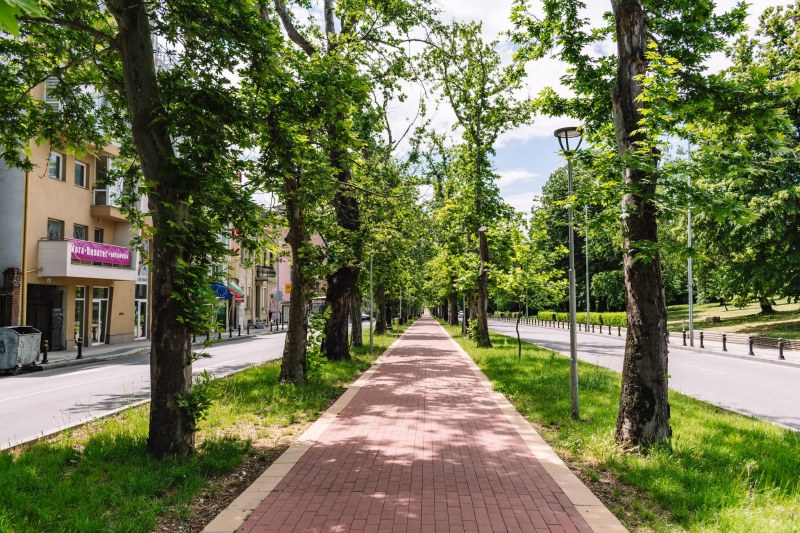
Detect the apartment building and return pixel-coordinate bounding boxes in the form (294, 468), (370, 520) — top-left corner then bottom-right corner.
(0, 86), (150, 350)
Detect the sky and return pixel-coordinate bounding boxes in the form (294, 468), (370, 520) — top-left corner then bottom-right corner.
(394, 0), (795, 214)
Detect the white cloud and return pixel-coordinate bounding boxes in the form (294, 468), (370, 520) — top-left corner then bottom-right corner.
(504, 191), (537, 214)
(497, 168), (539, 189)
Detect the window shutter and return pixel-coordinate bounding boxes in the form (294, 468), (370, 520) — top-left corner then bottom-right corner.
(44, 78), (61, 110)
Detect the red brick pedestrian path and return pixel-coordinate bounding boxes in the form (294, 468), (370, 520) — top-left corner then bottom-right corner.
(226, 317), (622, 533)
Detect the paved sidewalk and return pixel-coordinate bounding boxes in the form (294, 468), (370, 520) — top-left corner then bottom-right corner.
(28, 327), (284, 371)
(207, 316), (624, 533)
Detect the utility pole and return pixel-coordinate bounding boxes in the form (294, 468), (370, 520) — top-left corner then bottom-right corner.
(688, 142), (694, 347)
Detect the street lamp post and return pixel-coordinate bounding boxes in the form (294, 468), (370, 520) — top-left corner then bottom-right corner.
(585, 204), (590, 329)
(369, 255), (374, 353)
(555, 126), (582, 420)
(687, 148), (694, 346)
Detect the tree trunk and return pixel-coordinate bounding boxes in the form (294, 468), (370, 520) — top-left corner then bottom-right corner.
(375, 283), (386, 334)
(476, 230), (491, 347)
(441, 299), (449, 322)
(109, 0), (193, 457)
(350, 285), (363, 347)
(611, 0), (671, 449)
(321, 125), (360, 361)
(759, 298), (774, 314)
(448, 284), (459, 326)
(280, 181), (310, 384)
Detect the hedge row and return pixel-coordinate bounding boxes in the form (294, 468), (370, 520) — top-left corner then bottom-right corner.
(536, 310), (628, 327)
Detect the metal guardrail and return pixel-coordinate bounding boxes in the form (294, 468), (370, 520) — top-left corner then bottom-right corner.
(490, 315), (794, 361)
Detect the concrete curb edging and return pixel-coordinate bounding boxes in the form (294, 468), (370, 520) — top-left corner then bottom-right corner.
(202, 327), (414, 533)
(489, 320), (800, 369)
(443, 325), (628, 533)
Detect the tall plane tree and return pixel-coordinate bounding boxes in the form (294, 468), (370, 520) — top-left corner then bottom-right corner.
(424, 22), (531, 347)
(269, 0), (434, 361)
(511, 0), (746, 448)
(4, 0), (274, 456)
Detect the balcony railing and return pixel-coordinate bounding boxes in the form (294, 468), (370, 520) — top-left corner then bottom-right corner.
(255, 265), (277, 282)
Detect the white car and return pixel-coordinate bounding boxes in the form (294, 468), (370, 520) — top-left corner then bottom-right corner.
(457, 311), (464, 319)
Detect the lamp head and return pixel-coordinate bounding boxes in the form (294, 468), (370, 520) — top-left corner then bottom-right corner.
(478, 226), (488, 233)
(554, 126), (583, 153)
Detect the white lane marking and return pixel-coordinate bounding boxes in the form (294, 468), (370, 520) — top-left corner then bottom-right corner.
(69, 367), (108, 375)
(0, 369), (147, 403)
(683, 363), (726, 375)
(201, 359), (239, 370)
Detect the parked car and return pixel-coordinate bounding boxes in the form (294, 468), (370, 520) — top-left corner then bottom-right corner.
(361, 313), (370, 320)
(457, 311), (464, 320)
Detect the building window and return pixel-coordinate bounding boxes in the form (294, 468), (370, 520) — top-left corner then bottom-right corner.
(47, 219), (64, 240)
(246, 287), (252, 310)
(73, 224), (88, 241)
(74, 161), (87, 188)
(48, 152), (64, 181)
(93, 228), (104, 243)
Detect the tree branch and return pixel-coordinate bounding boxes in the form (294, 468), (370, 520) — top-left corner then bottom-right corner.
(272, 0), (316, 57)
(19, 15), (117, 46)
(324, 0), (335, 51)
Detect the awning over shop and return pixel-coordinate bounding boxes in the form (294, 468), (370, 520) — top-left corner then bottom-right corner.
(210, 281), (232, 299)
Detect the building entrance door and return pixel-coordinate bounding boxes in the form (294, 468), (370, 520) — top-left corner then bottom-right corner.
(134, 300), (147, 339)
(91, 287), (110, 345)
(27, 284), (65, 350)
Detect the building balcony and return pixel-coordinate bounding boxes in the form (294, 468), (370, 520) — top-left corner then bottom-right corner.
(255, 265), (277, 282)
(91, 188), (126, 222)
(37, 239), (137, 281)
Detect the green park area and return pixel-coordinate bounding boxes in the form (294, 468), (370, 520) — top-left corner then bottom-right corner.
(666, 300), (800, 339)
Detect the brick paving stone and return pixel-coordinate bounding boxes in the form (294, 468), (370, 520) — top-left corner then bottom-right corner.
(238, 317), (597, 532)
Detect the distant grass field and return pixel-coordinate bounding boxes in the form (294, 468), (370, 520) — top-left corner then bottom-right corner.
(445, 324), (800, 532)
(667, 300), (800, 339)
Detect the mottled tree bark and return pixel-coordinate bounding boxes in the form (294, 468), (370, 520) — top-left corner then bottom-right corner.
(350, 285), (363, 347)
(475, 230), (491, 347)
(109, 0), (193, 457)
(280, 183), (310, 384)
(611, 0), (671, 448)
(448, 282), (459, 326)
(321, 140), (359, 362)
(375, 283), (386, 334)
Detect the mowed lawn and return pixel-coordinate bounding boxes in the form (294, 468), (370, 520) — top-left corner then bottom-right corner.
(445, 324), (800, 532)
(667, 300), (800, 339)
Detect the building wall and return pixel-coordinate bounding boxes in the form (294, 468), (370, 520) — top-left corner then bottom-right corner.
(0, 160), (24, 275)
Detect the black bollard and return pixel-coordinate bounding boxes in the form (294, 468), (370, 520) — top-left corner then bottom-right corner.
(206, 331), (210, 342)
(218, 330), (222, 340)
(618, 325), (621, 337)
(683, 330), (687, 346)
(748, 336), (754, 355)
(722, 334), (727, 352)
(778, 339), (785, 360)
(247, 325), (250, 335)
(700, 331), (704, 348)
(41, 339), (49, 364)
(609, 325), (612, 335)
(192, 333), (196, 343)
(229, 327), (233, 339)
(592, 324), (595, 333)
(238, 325), (241, 337)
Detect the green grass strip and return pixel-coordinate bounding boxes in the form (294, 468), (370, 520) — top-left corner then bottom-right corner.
(0, 326), (408, 533)
(444, 324), (800, 532)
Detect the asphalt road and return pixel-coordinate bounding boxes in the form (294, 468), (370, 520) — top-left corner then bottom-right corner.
(0, 332), (286, 450)
(488, 320), (800, 431)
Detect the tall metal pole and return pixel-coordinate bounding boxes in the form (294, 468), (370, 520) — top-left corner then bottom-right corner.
(687, 167), (694, 346)
(555, 126), (581, 421)
(369, 256), (373, 353)
(567, 157), (579, 419)
(584, 204), (590, 328)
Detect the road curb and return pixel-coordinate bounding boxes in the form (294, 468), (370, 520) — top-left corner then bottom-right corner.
(489, 321), (800, 369)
